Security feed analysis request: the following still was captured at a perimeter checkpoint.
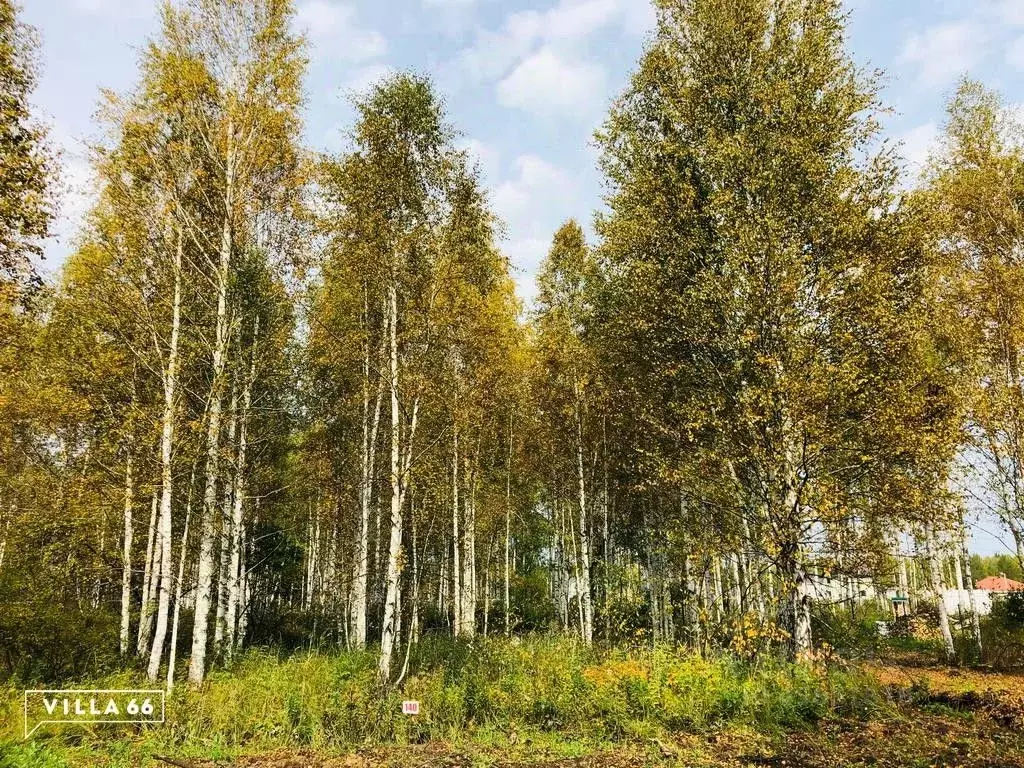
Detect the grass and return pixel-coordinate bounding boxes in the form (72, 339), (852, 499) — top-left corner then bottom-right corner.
(0, 636), (887, 767)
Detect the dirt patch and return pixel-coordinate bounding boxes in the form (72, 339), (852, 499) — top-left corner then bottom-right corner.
(868, 661), (1024, 728)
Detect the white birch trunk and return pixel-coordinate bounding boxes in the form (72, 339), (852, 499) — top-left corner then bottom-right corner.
(166, 480), (192, 691)
(215, 386), (238, 651)
(505, 416), (512, 637)
(925, 523), (956, 661)
(711, 555), (723, 621)
(352, 301), (384, 649)
(379, 282), (403, 681)
(138, 488), (159, 657)
(459, 455), (476, 638)
(574, 392), (593, 644)
(147, 228), (183, 681)
(226, 331), (255, 657)
(959, 519), (982, 657)
(189, 124), (234, 685)
(452, 428), (461, 637)
(119, 454), (134, 656)
(729, 554), (742, 613)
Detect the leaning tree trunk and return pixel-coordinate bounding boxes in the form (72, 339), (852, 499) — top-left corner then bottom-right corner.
(147, 228), (183, 682)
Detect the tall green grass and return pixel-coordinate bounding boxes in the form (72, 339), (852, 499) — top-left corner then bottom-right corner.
(0, 636), (886, 767)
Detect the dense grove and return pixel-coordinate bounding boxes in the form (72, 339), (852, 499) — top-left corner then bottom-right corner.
(1, 0), (1024, 711)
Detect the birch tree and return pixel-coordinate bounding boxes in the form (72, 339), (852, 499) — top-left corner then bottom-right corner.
(595, 0), (959, 658)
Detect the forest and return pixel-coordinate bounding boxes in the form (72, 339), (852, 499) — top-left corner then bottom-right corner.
(3, 0), (1024, 766)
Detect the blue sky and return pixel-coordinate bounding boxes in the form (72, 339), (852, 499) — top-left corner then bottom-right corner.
(20, 0), (1024, 557)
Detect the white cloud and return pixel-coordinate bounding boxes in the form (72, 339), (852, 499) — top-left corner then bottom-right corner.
(459, 139), (501, 182)
(39, 128), (96, 273)
(294, 1), (387, 62)
(455, 0), (649, 85)
(898, 122), (938, 177)
(899, 22), (984, 86)
(504, 237), (550, 305)
(341, 63), (395, 95)
(423, 0), (476, 6)
(493, 154), (577, 227)
(497, 47), (606, 117)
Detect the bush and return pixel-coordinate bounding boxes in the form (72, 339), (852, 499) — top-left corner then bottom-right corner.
(0, 599), (121, 685)
(979, 595), (1024, 670)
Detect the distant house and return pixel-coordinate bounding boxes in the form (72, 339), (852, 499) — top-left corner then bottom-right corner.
(976, 575), (1024, 593)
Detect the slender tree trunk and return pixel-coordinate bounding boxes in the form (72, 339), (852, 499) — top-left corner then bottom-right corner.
(352, 301), (384, 649)
(147, 228), (183, 681)
(120, 454), (135, 656)
(238, 497), (257, 649)
(729, 554), (742, 613)
(226, 328), (256, 657)
(602, 426), (610, 643)
(483, 542), (491, 637)
(460, 454), (476, 638)
(711, 555), (723, 621)
(189, 127), (234, 685)
(574, 389), (593, 644)
(925, 523), (956, 662)
(410, 502), (420, 645)
(379, 282), (403, 681)
(438, 536), (448, 618)
(959, 516), (982, 658)
(167, 467), (195, 691)
(452, 427), (461, 637)
(138, 487), (159, 657)
(0, 513), (7, 575)
(568, 489), (585, 636)
(215, 385), (238, 652)
(504, 414), (512, 637)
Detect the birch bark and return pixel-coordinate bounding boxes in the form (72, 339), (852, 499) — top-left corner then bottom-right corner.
(166, 470), (193, 691)
(147, 226), (183, 681)
(189, 121), (234, 685)
(119, 454), (134, 656)
(138, 488), (159, 657)
(574, 385), (593, 644)
(926, 523), (956, 662)
(352, 301), (384, 648)
(226, 327), (256, 656)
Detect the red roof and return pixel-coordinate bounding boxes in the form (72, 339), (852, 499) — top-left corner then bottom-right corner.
(976, 576), (1024, 591)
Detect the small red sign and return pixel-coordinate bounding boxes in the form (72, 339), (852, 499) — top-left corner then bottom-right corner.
(401, 700), (419, 715)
